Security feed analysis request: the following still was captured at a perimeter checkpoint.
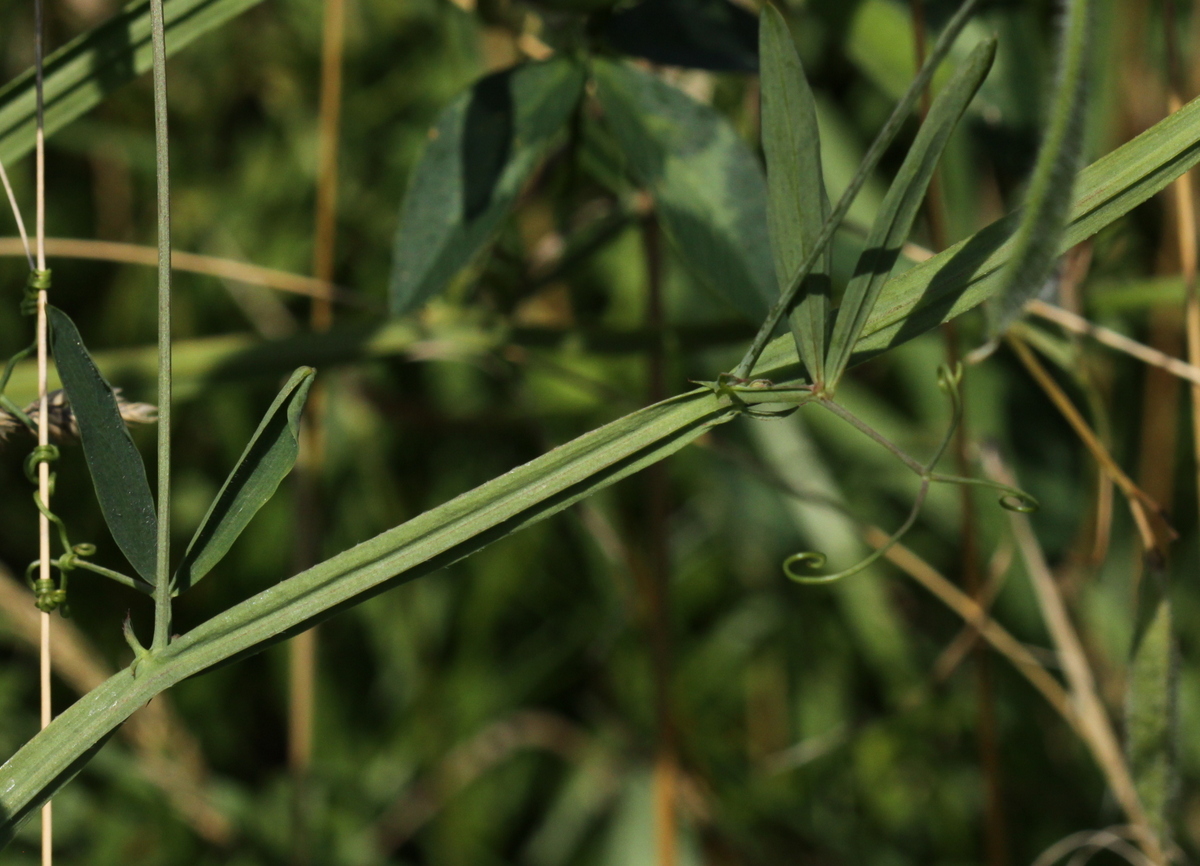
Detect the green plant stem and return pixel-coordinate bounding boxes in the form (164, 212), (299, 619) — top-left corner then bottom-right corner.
(148, 0), (172, 651)
(733, 0), (982, 379)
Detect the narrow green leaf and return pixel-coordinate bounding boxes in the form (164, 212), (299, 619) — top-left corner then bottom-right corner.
(823, 39), (995, 387)
(173, 367), (315, 594)
(0, 0), (264, 166)
(748, 93), (1200, 378)
(1127, 581), (1178, 847)
(733, 0), (984, 378)
(592, 59), (776, 322)
(760, 4), (831, 385)
(389, 59), (585, 315)
(48, 307), (157, 583)
(987, 0), (1093, 334)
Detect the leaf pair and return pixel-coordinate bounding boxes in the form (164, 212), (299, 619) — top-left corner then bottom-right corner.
(48, 307), (312, 593)
(759, 6), (995, 390)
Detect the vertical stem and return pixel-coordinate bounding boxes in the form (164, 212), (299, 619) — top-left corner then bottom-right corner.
(148, 0), (172, 650)
(290, 0), (346, 856)
(911, 6), (1005, 860)
(33, 0), (53, 862)
(642, 219), (677, 866)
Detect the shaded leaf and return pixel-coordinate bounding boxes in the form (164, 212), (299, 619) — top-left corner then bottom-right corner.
(390, 59), (585, 315)
(48, 307), (156, 583)
(603, 0), (758, 72)
(987, 0), (1093, 334)
(760, 4), (831, 385)
(0, 0), (264, 165)
(824, 39), (996, 386)
(1127, 579), (1178, 846)
(173, 367), (315, 593)
(592, 59), (775, 321)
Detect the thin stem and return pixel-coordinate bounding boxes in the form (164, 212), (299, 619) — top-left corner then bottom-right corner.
(0, 237), (368, 308)
(733, 0), (982, 379)
(1027, 299), (1200, 386)
(0, 162), (33, 269)
(148, 0), (172, 651)
(33, 0), (52, 861)
(814, 398), (926, 474)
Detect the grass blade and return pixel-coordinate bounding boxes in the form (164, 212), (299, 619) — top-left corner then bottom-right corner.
(0, 0), (264, 166)
(48, 307), (156, 583)
(823, 39), (995, 387)
(592, 58), (776, 321)
(987, 0), (1093, 335)
(389, 59), (585, 315)
(760, 4), (831, 386)
(174, 368), (315, 593)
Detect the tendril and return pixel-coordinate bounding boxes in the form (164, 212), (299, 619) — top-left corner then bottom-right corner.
(785, 363), (1036, 586)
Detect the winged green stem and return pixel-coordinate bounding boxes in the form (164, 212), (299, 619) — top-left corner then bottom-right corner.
(987, 0), (1093, 335)
(148, 0), (173, 651)
(733, 0), (983, 380)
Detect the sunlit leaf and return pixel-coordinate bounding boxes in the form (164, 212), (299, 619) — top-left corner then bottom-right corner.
(760, 4), (831, 385)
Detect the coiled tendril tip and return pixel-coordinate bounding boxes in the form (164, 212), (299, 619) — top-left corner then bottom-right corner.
(783, 551), (834, 584)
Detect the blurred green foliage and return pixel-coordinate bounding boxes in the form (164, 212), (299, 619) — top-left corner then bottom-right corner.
(0, 0), (1198, 863)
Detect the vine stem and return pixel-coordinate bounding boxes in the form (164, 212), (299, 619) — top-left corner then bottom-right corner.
(148, 0), (172, 651)
(33, 0), (52, 862)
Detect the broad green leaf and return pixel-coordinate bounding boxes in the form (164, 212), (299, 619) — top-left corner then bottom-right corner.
(173, 367), (315, 594)
(592, 59), (776, 322)
(760, 4), (831, 385)
(5, 92), (1200, 837)
(1127, 581), (1177, 847)
(603, 0), (758, 73)
(824, 39), (996, 387)
(0, 0), (264, 165)
(389, 59), (585, 315)
(987, 0), (1093, 334)
(48, 307), (157, 583)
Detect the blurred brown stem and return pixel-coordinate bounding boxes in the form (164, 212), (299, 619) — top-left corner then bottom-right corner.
(290, 0), (347, 858)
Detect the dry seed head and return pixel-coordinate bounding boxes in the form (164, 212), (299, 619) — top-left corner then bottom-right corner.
(13, 389), (158, 444)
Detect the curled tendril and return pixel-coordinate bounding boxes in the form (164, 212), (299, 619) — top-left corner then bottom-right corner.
(999, 492), (1039, 513)
(782, 551), (828, 581)
(784, 481), (930, 586)
(788, 363), (1038, 589)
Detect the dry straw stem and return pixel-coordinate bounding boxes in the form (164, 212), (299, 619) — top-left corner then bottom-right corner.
(865, 527), (1075, 726)
(1028, 299), (1200, 386)
(981, 451), (1163, 864)
(1006, 335), (1173, 560)
(0, 237), (364, 307)
(0, 564), (233, 845)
